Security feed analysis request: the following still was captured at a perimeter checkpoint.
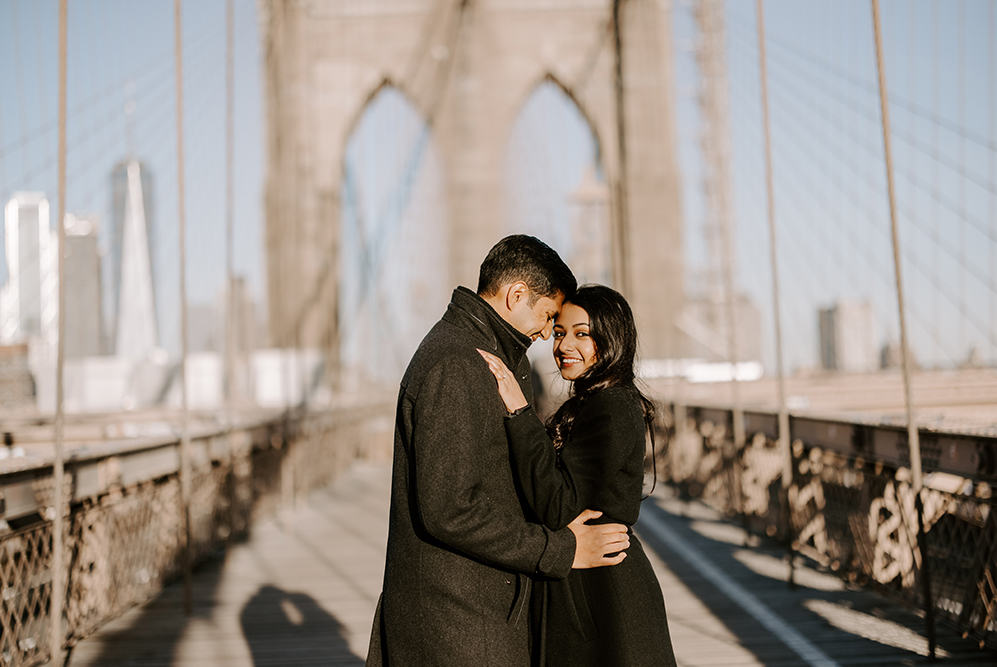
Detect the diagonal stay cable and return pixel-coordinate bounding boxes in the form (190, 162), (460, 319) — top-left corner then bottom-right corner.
(726, 89), (891, 355)
(729, 29), (997, 270)
(0, 15), (220, 163)
(729, 28), (997, 248)
(728, 64), (959, 364)
(746, 55), (996, 352)
(747, 38), (997, 292)
(745, 106), (958, 365)
(727, 60), (896, 296)
(728, 13), (997, 154)
(745, 37), (997, 292)
(1, 34), (219, 208)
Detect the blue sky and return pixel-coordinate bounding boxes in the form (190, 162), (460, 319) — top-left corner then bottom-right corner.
(1, 0), (994, 373)
(676, 0), (997, 371)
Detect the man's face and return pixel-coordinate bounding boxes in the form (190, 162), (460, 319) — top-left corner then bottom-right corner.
(508, 291), (564, 342)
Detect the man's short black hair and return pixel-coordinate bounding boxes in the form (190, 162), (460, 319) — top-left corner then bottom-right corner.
(477, 235), (577, 300)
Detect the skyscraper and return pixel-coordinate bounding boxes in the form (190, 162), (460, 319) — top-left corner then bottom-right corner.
(64, 214), (103, 358)
(105, 160), (158, 357)
(1, 193), (57, 345)
(819, 300), (879, 373)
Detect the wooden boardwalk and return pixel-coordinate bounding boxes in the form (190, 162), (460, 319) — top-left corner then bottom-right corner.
(72, 461), (996, 666)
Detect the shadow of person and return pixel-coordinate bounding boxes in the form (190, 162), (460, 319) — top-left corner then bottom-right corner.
(240, 585), (363, 666)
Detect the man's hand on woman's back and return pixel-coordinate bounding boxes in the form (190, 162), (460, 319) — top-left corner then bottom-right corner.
(567, 509), (629, 568)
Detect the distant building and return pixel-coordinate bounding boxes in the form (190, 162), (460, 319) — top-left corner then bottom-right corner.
(819, 300), (878, 373)
(228, 276), (259, 357)
(187, 303), (220, 354)
(64, 214), (103, 358)
(1, 193), (57, 345)
(105, 160), (157, 355)
(184, 279), (261, 403)
(187, 278), (261, 356)
(107, 161), (158, 360)
(227, 276), (259, 402)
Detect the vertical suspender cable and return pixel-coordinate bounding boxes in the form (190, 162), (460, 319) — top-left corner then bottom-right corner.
(990, 1), (996, 365)
(174, 0), (193, 617)
(712, 0), (745, 487)
(958, 0), (966, 360)
(931, 0), (940, 358)
(870, 0), (934, 658)
(612, 0), (630, 296)
(224, 0), (237, 549)
(50, 1), (68, 663)
(225, 0), (234, 414)
(277, 1), (292, 414)
(871, 0), (922, 509)
(754, 0), (793, 584)
(694, 0), (745, 505)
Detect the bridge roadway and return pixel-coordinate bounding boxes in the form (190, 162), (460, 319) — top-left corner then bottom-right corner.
(70, 461), (995, 667)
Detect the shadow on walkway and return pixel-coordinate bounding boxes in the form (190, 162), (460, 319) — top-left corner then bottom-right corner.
(240, 585), (363, 666)
(637, 495), (997, 666)
(71, 550), (227, 667)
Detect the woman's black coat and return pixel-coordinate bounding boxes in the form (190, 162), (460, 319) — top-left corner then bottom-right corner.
(366, 287), (576, 667)
(505, 387), (677, 667)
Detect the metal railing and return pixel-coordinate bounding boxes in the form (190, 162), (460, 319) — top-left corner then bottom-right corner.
(660, 402), (997, 651)
(0, 401), (393, 666)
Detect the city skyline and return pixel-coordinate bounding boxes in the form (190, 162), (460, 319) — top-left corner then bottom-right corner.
(0, 0), (994, 374)
(0, 0), (265, 359)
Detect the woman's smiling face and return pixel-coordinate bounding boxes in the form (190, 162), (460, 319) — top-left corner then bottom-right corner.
(552, 302), (598, 380)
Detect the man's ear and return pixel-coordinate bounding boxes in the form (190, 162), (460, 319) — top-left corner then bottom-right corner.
(505, 281), (530, 310)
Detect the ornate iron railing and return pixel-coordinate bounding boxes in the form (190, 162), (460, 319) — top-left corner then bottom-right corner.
(659, 403), (997, 651)
(0, 401), (393, 666)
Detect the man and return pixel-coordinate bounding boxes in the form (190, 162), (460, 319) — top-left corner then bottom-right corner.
(366, 236), (630, 666)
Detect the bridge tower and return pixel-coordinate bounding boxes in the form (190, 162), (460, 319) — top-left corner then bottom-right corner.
(260, 0), (685, 383)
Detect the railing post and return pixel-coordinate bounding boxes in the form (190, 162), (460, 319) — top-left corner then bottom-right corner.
(281, 419), (295, 518)
(673, 402), (687, 494)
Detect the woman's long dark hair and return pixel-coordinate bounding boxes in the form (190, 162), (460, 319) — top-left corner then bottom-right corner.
(546, 285), (658, 494)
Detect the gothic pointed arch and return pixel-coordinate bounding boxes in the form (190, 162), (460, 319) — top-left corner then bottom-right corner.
(504, 74), (611, 287)
(338, 82), (448, 388)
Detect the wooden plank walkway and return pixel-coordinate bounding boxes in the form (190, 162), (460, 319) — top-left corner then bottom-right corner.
(71, 461), (996, 666)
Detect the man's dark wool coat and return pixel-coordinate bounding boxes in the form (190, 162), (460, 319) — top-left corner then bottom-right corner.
(366, 287), (576, 667)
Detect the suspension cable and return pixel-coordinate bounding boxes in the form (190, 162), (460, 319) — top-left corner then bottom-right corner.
(872, 0), (922, 502)
(754, 0), (791, 540)
(174, 0), (193, 617)
(752, 61), (997, 356)
(991, 1), (996, 364)
(225, 0), (234, 411)
(50, 1), (68, 663)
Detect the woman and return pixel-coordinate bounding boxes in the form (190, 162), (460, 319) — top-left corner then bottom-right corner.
(477, 284), (676, 667)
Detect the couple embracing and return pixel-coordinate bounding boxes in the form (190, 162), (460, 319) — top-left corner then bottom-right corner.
(367, 235), (677, 667)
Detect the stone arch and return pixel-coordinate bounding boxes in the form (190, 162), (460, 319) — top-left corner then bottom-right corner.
(503, 73), (612, 287)
(506, 72), (606, 173)
(337, 82), (449, 388)
(339, 78), (431, 156)
(263, 0), (684, 367)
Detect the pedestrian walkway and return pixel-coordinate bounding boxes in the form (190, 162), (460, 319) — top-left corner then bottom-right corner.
(71, 461), (995, 666)
(70, 462), (389, 666)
